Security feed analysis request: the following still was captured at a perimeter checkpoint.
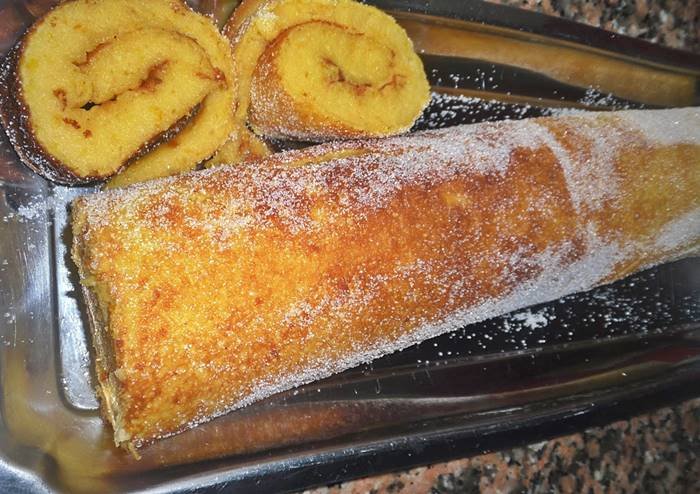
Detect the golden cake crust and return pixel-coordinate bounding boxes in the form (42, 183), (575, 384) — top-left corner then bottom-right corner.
(0, 41), (182, 184)
(209, 0), (429, 164)
(0, 0), (236, 185)
(72, 108), (700, 448)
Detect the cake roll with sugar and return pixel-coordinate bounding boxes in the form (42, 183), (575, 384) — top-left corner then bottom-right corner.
(208, 0), (430, 167)
(71, 107), (700, 449)
(0, 0), (236, 186)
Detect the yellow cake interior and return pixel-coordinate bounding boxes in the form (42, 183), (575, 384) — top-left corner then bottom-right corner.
(230, 0), (429, 137)
(18, 0), (235, 183)
(205, 124), (271, 168)
(258, 20), (429, 135)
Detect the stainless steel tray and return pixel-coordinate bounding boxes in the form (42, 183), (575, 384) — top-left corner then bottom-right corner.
(0, 1), (698, 492)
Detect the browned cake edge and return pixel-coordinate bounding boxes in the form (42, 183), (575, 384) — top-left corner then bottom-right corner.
(71, 201), (129, 448)
(0, 1), (205, 185)
(70, 109), (700, 449)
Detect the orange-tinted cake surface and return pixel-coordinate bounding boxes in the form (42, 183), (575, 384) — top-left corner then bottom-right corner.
(0, 0), (236, 185)
(208, 0), (430, 166)
(71, 108), (700, 448)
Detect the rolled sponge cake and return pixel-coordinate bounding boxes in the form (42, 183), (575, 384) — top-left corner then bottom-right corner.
(207, 0), (431, 167)
(71, 108), (700, 448)
(227, 0), (430, 140)
(0, 0), (236, 185)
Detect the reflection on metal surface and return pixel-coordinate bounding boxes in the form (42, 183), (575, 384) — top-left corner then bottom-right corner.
(396, 14), (697, 107)
(54, 186), (99, 410)
(0, 0), (698, 493)
(421, 54), (648, 110)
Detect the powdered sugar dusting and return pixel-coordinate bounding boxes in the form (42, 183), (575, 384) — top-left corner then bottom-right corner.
(78, 106), (700, 303)
(653, 207), (700, 255)
(171, 235), (636, 435)
(617, 107), (700, 146)
(16, 197), (53, 220)
(533, 120), (623, 213)
(415, 92), (579, 131)
(511, 308), (552, 330)
(74, 107), (700, 444)
(78, 106), (699, 316)
(78, 114), (574, 233)
(82, 120), (550, 233)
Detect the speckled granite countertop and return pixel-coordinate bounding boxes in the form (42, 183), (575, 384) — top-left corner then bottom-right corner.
(305, 2), (699, 493)
(308, 398), (700, 493)
(494, 0), (698, 53)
